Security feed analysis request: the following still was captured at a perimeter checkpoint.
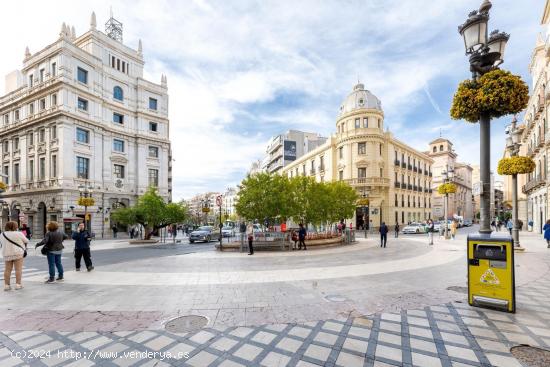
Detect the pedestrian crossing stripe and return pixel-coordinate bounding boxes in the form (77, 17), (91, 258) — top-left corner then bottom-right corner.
(0, 265), (48, 278)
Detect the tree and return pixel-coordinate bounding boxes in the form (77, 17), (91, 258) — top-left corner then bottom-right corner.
(326, 181), (358, 224)
(111, 188), (188, 240)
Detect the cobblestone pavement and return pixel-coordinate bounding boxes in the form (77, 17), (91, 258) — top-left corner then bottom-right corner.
(0, 228), (548, 366)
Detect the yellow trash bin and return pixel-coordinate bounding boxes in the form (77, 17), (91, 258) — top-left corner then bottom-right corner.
(467, 233), (515, 313)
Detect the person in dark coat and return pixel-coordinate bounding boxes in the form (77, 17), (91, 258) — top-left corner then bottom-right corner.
(543, 219), (550, 248)
(298, 223), (307, 250)
(379, 222), (388, 248)
(72, 223), (94, 272)
(394, 223), (399, 238)
(35, 221), (69, 283)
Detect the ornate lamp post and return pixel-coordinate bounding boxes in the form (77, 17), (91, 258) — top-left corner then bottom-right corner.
(505, 117), (523, 247)
(441, 166), (455, 239)
(458, 0), (509, 234)
(78, 182), (94, 232)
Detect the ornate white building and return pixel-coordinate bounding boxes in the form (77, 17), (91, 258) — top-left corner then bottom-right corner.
(0, 13), (171, 238)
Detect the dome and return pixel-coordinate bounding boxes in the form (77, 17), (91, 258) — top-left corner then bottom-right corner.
(338, 83), (382, 115)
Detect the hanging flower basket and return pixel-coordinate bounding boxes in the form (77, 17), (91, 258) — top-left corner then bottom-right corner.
(438, 183), (457, 195)
(497, 156), (535, 175)
(77, 197), (95, 207)
(450, 69), (529, 123)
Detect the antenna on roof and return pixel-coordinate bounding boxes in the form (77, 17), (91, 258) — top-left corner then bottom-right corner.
(105, 7), (123, 42)
(439, 128), (442, 137)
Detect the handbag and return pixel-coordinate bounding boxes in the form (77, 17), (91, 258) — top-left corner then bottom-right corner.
(2, 233), (27, 258)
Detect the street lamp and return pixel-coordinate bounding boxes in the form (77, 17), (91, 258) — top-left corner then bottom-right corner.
(505, 116), (522, 247)
(458, 0), (509, 234)
(78, 182), (94, 232)
(441, 166), (455, 239)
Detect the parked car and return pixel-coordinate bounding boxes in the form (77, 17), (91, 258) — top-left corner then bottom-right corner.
(463, 219), (473, 227)
(189, 226), (221, 243)
(433, 221), (442, 232)
(402, 223), (426, 234)
(221, 226), (235, 237)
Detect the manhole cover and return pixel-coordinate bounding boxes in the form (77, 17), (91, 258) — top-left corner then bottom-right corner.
(165, 315), (208, 333)
(511, 345), (550, 367)
(325, 295), (348, 302)
(446, 286), (468, 294)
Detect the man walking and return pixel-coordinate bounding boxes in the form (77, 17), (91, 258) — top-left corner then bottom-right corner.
(394, 222), (399, 238)
(298, 223), (307, 250)
(72, 223), (94, 272)
(427, 219), (435, 245)
(507, 219), (513, 236)
(112, 224), (118, 238)
(246, 222), (254, 255)
(379, 222), (388, 248)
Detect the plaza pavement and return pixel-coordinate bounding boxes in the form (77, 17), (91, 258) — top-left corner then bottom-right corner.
(0, 227), (548, 366)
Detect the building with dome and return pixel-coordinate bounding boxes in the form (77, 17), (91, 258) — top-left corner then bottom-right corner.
(282, 83), (434, 229)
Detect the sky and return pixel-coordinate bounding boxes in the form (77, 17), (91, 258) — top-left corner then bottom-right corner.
(0, 0), (544, 200)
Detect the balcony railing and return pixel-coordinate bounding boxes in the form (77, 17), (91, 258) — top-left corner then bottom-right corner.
(424, 170), (428, 175)
(408, 164), (412, 170)
(394, 160), (400, 166)
(401, 183), (406, 189)
(394, 181), (401, 188)
(413, 185), (417, 191)
(522, 176), (546, 194)
(345, 177), (390, 187)
(309, 169), (316, 175)
(401, 162), (406, 168)
(407, 184), (413, 190)
(429, 172), (432, 177)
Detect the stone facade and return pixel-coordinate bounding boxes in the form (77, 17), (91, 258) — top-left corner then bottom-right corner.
(283, 83), (433, 229)
(0, 13), (171, 238)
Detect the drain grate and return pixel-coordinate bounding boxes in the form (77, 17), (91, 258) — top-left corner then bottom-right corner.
(511, 345), (550, 367)
(446, 286), (468, 294)
(165, 315), (208, 333)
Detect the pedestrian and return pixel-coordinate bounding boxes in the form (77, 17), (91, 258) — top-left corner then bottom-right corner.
(394, 223), (399, 238)
(379, 222), (388, 248)
(130, 226), (135, 239)
(491, 219), (496, 232)
(35, 221), (69, 284)
(291, 230), (298, 250)
(19, 223), (32, 240)
(427, 219), (435, 245)
(528, 219), (534, 231)
(497, 219), (502, 232)
(1, 221), (29, 291)
(507, 219), (513, 236)
(246, 222), (254, 255)
(450, 220), (457, 240)
(72, 222), (94, 272)
(298, 223), (307, 250)
(112, 224), (118, 238)
(543, 220), (550, 248)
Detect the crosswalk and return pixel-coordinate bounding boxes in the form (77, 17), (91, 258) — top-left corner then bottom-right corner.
(0, 263), (48, 279)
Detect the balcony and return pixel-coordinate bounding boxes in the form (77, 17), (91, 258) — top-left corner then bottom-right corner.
(394, 181), (401, 188)
(401, 183), (406, 189)
(394, 160), (400, 166)
(407, 184), (413, 190)
(401, 162), (406, 168)
(538, 135), (545, 148)
(429, 172), (432, 177)
(527, 147), (534, 157)
(309, 169), (316, 175)
(344, 177), (390, 188)
(429, 189), (433, 193)
(522, 176), (546, 194)
(424, 170), (428, 175)
(408, 164), (412, 170)
(318, 165), (325, 173)
(413, 185), (417, 191)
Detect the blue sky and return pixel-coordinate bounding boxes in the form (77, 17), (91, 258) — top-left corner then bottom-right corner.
(0, 0), (544, 199)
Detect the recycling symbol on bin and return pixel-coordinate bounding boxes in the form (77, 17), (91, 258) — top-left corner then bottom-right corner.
(480, 268), (500, 285)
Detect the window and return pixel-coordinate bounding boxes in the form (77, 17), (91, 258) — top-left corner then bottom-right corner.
(39, 69), (44, 83)
(29, 103), (34, 115)
(380, 167), (383, 177)
(3, 141), (8, 153)
(77, 67), (88, 84)
(2, 114), (8, 125)
(28, 132), (34, 146)
(148, 146), (159, 158)
(51, 125), (57, 139)
(148, 169), (159, 187)
(51, 62), (56, 77)
(339, 146), (343, 159)
(122, 61), (126, 73)
(355, 118), (360, 128)
(439, 145), (443, 151)
(113, 113), (124, 124)
(40, 98), (46, 110)
(114, 164), (125, 178)
(377, 119), (380, 128)
(51, 155), (57, 177)
(363, 117), (368, 128)
(77, 98), (88, 111)
(29, 74), (33, 87)
(39, 157), (45, 180)
(339, 170), (343, 181)
(13, 137), (19, 151)
(358, 168), (366, 178)
(39, 129), (45, 143)
(3, 166), (8, 184)
(432, 146), (436, 153)
(117, 59), (120, 71)
(358, 142), (366, 155)
(113, 139), (124, 152)
(149, 121), (158, 132)
(76, 128), (89, 143)
(29, 160), (34, 181)
(379, 143), (382, 155)
(149, 97), (158, 110)
(14, 110), (19, 122)
(51, 94), (57, 106)
(14, 163), (19, 184)
(113, 86), (123, 101)
(76, 157), (89, 179)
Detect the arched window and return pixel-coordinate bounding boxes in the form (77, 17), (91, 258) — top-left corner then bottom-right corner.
(433, 146), (436, 153)
(113, 86), (123, 101)
(439, 145), (443, 151)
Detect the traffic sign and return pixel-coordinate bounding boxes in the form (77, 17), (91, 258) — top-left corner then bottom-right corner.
(216, 195), (222, 206)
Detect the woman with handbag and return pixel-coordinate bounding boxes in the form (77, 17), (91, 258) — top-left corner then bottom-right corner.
(35, 221), (69, 284)
(1, 221), (29, 291)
